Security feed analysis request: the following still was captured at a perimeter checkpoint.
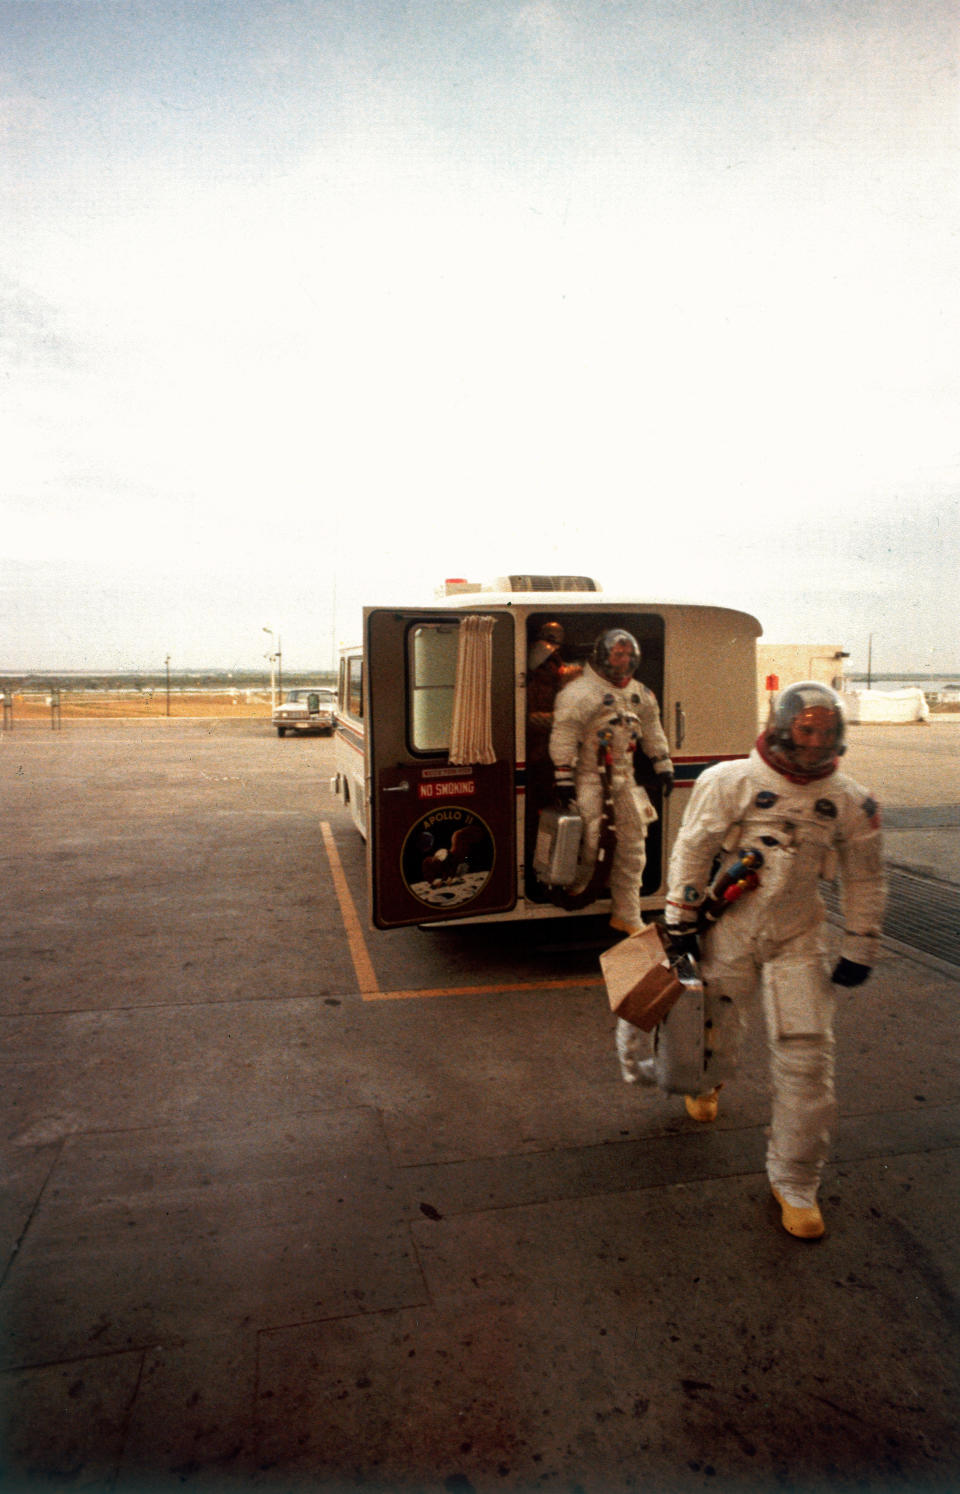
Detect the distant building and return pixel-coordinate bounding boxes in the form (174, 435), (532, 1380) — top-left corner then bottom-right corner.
(756, 644), (849, 725)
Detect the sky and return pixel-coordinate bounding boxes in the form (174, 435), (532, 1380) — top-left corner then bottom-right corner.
(3, 0), (958, 677)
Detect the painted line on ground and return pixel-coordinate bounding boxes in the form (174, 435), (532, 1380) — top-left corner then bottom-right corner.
(365, 976), (605, 1003)
(320, 821), (380, 995)
(320, 821), (607, 1003)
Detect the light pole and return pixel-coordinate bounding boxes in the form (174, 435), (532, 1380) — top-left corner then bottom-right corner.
(263, 627), (282, 708)
(867, 634), (874, 691)
(165, 654), (171, 717)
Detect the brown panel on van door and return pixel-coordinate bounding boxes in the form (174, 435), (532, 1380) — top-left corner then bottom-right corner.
(365, 606), (517, 929)
(374, 760), (515, 927)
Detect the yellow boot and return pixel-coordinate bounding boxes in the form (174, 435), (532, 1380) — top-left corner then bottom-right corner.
(684, 1086), (721, 1123)
(772, 1187), (826, 1240)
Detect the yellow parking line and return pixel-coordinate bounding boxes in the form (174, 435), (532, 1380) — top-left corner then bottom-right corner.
(320, 821), (380, 995)
(321, 821), (606, 1004)
(366, 976), (604, 1003)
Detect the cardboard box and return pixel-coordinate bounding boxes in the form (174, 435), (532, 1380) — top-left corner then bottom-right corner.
(600, 923), (684, 1031)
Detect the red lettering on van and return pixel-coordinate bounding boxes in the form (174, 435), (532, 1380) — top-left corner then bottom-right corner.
(419, 779), (475, 800)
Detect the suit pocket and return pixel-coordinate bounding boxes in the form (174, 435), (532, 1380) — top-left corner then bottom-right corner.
(633, 785), (657, 825)
(767, 961), (830, 1039)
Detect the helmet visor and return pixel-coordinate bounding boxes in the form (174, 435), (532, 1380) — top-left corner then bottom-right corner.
(769, 681), (846, 770)
(594, 629), (640, 683)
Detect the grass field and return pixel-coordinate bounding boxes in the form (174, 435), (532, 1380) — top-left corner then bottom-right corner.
(5, 691), (957, 725)
(5, 692), (274, 720)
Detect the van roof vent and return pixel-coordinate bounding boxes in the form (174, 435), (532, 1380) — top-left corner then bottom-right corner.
(494, 575), (600, 592)
(436, 575), (601, 598)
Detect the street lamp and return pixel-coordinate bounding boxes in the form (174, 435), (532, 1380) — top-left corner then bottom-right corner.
(263, 627), (282, 708)
(165, 654), (171, 717)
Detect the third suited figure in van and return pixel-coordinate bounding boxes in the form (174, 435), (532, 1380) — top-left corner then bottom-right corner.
(663, 681), (886, 1239)
(550, 629), (674, 935)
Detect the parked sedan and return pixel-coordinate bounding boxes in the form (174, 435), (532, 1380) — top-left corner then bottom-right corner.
(272, 687), (337, 737)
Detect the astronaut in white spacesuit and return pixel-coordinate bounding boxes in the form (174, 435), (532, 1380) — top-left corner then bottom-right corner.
(663, 681), (886, 1239)
(549, 629), (674, 934)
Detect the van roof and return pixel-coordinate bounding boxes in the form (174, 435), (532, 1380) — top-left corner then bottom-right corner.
(374, 592), (762, 631)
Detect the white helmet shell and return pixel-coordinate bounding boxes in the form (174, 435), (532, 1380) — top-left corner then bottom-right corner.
(592, 629), (641, 684)
(769, 681), (846, 767)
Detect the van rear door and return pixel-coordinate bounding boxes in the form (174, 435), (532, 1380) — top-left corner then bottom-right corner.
(365, 608), (517, 929)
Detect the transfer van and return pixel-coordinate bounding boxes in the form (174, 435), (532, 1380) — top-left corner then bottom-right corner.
(334, 576), (762, 930)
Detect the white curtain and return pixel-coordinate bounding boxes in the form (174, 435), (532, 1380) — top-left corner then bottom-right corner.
(448, 614), (497, 765)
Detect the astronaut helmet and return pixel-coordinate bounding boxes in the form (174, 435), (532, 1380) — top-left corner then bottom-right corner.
(593, 629), (641, 686)
(766, 681), (846, 776)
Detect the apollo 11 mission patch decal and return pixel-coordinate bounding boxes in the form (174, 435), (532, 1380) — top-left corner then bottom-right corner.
(401, 806), (496, 909)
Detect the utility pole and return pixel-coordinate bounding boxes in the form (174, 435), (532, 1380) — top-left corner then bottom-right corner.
(867, 634), (874, 691)
(165, 655), (171, 717)
(331, 571), (338, 676)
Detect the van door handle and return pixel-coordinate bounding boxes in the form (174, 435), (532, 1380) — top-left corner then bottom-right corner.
(674, 702), (686, 749)
(384, 780), (410, 794)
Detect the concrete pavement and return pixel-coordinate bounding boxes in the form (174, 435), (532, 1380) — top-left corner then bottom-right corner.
(1, 719), (957, 1493)
(842, 717), (960, 883)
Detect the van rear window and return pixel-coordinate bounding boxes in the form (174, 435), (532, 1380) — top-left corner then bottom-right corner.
(408, 622), (459, 752)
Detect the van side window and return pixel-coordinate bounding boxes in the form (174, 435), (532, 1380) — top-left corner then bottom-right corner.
(348, 658), (363, 720)
(408, 622), (459, 752)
